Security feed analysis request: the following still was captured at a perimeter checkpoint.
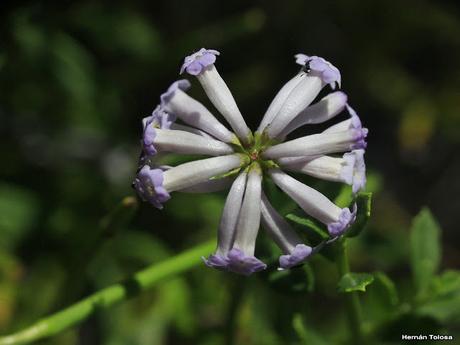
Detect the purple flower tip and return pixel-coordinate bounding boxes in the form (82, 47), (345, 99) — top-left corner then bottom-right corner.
(351, 128), (368, 150)
(279, 244), (313, 269)
(160, 80), (191, 107)
(226, 248), (267, 276)
(295, 53), (341, 89)
(133, 165), (170, 209)
(141, 106), (175, 156)
(203, 254), (229, 270)
(180, 48), (220, 75)
(142, 125), (157, 156)
(327, 205), (357, 237)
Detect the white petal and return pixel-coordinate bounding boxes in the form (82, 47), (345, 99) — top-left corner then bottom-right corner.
(197, 65), (252, 144)
(279, 155), (352, 184)
(263, 130), (363, 159)
(216, 172), (247, 255)
(233, 165), (262, 255)
(170, 123), (213, 139)
(278, 91), (347, 139)
(267, 75), (324, 138)
(163, 154), (246, 192)
(179, 176), (233, 193)
(164, 89), (235, 143)
(154, 129), (234, 156)
(260, 192), (301, 254)
(256, 72), (306, 133)
(268, 169), (342, 225)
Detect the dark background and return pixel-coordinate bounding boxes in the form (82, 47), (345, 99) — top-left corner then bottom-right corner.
(0, 1), (459, 344)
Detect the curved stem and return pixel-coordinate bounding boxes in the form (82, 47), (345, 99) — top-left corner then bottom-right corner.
(0, 240), (215, 345)
(336, 240), (364, 344)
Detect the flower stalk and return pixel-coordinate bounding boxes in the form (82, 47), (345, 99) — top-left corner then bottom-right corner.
(0, 241), (216, 345)
(336, 239), (365, 344)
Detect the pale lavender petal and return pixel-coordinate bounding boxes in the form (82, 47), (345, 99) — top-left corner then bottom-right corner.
(295, 54), (341, 89)
(226, 248), (267, 276)
(133, 166), (171, 209)
(279, 244), (313, 269)
(160, 80), (191, 107)
(142, 125), (157, 156)
(327, 204), (357, 237)
(203, 254), (228, 270)
(180, 48), (220, 75)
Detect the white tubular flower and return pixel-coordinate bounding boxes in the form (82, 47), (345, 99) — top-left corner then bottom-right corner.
(226, 164), (267, 275)
(180, 49), (252, 145)
(163, 154), (247, 193)
(256, 72), (307, 134)
(260, 192), (314, 269)
(160, 80), (236, 144)
(265, 54), (342, 139)
(268, 169), (356, 237)
(266, 74), (325, 139)
(179, 176), (234, 193)
(204, 172), (247, 269)
(322, 104), (366, 134)
(170, 123), (213, 139)
(148, 128), (234, 156)
(263, 128), (367, 159)
(278, 91), (348, 139)
(134, 50), (368, 275)
(278, 150), (366, 194)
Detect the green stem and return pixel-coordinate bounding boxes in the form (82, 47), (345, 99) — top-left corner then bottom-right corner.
(0, 240), (215, 345)
(336, 240), (364, 344)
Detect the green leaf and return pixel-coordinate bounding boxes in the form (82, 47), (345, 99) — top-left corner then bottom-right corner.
(373, 272), (399, 306)
(285, 213), (329, 239)
(416, 270), (460, 322)
(410, 208), (441, 293)
(364, 272), (399, 323)
(345, 192), (372, 238)
(338, 272), (374, 293)
(431, 270), (460, 296)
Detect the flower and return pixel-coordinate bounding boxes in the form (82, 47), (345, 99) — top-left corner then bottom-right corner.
(133, 48), (368, 275)
(295, 54), (341, 89)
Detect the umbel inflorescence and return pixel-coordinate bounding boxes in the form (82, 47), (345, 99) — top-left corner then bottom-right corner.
(133, 48), (368, 275)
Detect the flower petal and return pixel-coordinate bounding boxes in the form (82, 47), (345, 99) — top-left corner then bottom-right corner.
(133, 166), (170, 209)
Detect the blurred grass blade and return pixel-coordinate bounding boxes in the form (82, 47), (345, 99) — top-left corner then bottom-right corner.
(410, 208), (441, 294)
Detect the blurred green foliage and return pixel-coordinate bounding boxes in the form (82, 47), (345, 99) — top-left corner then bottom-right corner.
(0, 0), (460, 344)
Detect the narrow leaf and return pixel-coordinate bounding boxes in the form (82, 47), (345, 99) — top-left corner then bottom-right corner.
(410, 208), (441, 293)
(285, 213), (329, 239)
